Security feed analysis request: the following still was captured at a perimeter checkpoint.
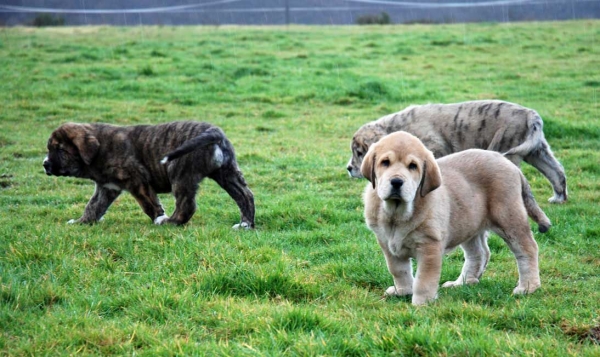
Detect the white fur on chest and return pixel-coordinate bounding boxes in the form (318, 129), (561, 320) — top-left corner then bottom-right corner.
(370, 203), (419, 258)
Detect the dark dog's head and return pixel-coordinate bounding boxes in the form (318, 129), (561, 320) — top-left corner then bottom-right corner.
(43, 123), (99, 177)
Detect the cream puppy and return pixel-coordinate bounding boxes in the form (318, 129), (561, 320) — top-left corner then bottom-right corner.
(362, 131), (550, 305)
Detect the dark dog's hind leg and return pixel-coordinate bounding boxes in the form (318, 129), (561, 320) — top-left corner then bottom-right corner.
(130, 184), (167, 224)
(210, 165), (255, 229)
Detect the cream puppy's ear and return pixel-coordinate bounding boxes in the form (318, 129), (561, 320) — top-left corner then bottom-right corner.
(419, 151), (442, 197)
(361, 146), (377, 189)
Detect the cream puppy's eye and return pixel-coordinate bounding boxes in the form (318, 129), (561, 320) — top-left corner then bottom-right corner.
(381, 159), (390, 167)
(409, 162), (418, 170)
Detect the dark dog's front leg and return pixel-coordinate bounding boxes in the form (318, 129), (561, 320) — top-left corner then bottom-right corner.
(129, 184), (166, 224)
(71, 183), (121, 224)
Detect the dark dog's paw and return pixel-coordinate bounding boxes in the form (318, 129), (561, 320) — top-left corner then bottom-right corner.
(232, 222), (252, 230)
(154, 215), (170, 225)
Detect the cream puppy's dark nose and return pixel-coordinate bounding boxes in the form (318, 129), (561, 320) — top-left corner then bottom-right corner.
(391, 178), (404, 189)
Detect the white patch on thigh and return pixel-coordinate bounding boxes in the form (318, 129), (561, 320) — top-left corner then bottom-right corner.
(212, 145), (224, 167)
(154, 215), (169, 225)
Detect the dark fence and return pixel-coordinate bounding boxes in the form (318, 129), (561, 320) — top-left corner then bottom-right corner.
(1, 0), (600, 26)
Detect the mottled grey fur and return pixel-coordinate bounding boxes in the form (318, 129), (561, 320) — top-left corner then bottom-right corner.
(347, 100), (567, 203)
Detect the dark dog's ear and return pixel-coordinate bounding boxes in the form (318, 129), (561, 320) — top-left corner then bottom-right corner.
(361, 148), (377, 189)
(62, 123), (99, 165)
(419, 155), (442, 197)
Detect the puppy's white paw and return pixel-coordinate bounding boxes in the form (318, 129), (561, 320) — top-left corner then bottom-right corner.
(412, 293), (438, 306)
(442, 278), (479, 288)
(385, 286), (412, 296)
(67, 219), (78, 225)
(232, 222), (252, 230)
(160, 156), (169, 165)
(512, 283), (540, 295)
(442, 281), (461, 288)
(548, 195), (566, 204)
(154, 215), (169, 225)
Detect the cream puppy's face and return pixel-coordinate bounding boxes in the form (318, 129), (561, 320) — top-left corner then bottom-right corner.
(361, 131), (442, 206)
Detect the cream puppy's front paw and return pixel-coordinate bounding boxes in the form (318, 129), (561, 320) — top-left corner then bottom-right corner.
(513, 282), (541, 295)
(411, 293), (438, 306)
(442, 278), (479, 288)
(385, 286), (412, 297)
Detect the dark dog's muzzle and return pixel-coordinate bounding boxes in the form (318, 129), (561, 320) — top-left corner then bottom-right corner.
(43, 158), (53, 175)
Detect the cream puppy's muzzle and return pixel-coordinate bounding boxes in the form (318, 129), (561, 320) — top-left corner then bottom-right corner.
(375, 157), (421, 205)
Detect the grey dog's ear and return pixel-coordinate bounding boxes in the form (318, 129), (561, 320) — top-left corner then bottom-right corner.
(419, 155), (442, 197)
(61, 123), (99, 165)
(360, 148), (377, 189)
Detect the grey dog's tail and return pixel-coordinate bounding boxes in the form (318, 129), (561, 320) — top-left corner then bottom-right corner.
(520, 173), (551, 233)
(503, 110), (544, 157)
(161, 127), (223, 164)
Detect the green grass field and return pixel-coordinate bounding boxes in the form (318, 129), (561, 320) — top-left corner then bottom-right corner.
(1, 21), (599, 355)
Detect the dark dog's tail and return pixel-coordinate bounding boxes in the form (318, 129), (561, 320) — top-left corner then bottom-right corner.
(502, 110), (544, 157)
(520, 173), (551, 233)
(161, 127), (224, 164)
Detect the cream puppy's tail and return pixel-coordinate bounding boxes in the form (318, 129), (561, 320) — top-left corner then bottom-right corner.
(520, 173), (551, 233)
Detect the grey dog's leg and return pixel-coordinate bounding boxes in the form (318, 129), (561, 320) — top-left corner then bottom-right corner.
(73, 184), (121, 224)
(523, 144), (567, 203)
(210, 165), (255, 228)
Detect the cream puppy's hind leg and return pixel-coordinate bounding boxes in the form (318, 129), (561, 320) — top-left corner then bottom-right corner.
(491, 216), (541, 294)
(442, 232), (491, 288)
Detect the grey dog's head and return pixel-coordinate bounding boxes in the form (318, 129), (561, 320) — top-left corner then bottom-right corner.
(346, 124), (387, 178)
(43, 123), (99, 177)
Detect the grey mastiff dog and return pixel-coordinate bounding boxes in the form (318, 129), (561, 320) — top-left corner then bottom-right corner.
(347, 100), (567, 203)
(43, 121), (255, 228)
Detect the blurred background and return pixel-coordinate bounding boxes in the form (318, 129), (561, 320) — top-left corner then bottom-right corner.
(2, 0), (600, 27)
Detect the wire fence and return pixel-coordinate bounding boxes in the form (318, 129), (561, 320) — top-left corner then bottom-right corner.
(1, 0), (599, 25)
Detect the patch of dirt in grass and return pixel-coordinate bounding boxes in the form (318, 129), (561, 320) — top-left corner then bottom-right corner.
(0, 174), (13, 189)
(561, 321), (600, 344)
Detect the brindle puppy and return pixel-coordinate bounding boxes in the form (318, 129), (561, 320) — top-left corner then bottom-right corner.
(43, 121), (255, 228)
